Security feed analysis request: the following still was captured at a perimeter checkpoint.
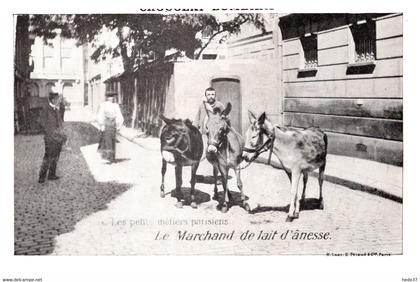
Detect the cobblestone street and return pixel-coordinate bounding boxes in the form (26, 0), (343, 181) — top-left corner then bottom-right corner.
(14, 122), (132, 255)
(13, 120), (403, 255)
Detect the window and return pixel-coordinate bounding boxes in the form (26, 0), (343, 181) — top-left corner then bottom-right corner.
(29, 83), (39, 97)
(350, 20), (376, 63)
(300, 34), (318, 69)
(61, 47), (73, 73)
(61, 57), (74, 73)
(106, 82), (117, 93)
(202, 54), (217, 60)
(43, 45), (56, 72)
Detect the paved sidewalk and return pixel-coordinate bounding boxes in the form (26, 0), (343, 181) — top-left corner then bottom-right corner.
(117, 126), (403, 203)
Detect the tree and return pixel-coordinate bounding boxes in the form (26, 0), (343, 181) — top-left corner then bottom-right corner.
(29, 14), (267, 72)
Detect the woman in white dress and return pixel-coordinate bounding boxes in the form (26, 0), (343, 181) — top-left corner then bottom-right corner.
(97, 91), (124, 162)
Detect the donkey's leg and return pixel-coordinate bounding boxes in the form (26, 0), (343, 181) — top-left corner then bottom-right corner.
(225, 167), (234, 204)
(234, 168), (250, 212)
(286, 169), (302, 222)
(213, 166), (218, 200)
(160, 159), (167, 198)
(300, 172), (308, 209)
(174, 164), (183, 208)
(318, 162), (326, 210)
(295, 172), (306, 218)
(190, 162), (199, 209)
(219, 166), (229, 213)
(302, 172), (308, 200)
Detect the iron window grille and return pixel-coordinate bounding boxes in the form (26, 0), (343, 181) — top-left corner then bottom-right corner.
(350, 20), (376, 63)
(300, 33), (318, 69)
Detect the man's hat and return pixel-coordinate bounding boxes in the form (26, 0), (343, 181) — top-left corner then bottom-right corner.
(105, 91), (118, 97)
(49, 92), (59, 99)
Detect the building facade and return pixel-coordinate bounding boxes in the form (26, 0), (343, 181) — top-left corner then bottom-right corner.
(85, 43), (125, 118)
(29, 32), (85, 110)
(95, 13), (402, 166)
(278, 13), (403, 165)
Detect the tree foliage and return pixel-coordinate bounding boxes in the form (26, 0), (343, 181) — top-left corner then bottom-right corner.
(29, 14), (267, 71)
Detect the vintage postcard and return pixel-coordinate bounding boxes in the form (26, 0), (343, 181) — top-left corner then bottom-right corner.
(12, 12), (404, 258)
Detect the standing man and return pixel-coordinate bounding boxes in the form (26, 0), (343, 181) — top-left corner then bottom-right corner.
(38, 92), (67, 183)
(97, 91), (124, 163)
(193, 87), (225, 158)
(193, 87), (225, 133)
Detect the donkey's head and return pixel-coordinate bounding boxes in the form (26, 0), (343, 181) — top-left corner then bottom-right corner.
(243, 110), (273, 161)
(206, 102), (232, 154)
(160, 115), (191, 159)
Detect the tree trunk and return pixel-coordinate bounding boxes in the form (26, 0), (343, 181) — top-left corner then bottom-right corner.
(131, 77), (138, 128)
(120, 42), (133, 72)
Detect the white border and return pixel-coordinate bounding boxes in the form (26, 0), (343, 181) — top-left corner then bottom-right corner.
(1, 0), (419, 281)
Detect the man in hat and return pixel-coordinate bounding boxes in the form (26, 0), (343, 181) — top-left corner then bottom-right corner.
(38, 92), (67, 183)
(97, 91), (124, 163)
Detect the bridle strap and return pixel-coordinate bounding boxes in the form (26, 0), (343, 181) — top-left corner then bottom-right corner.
(203, 101), (210, 133)
(243, 126), (276, 165)
(243, 137), (272, 153)
(267, 128), (275, 165)
(164, 130), (190, 156)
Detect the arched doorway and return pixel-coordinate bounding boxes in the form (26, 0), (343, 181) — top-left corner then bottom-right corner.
(45, 82), (55, 97)
(211, 77), (241, 133)
(29, 83), (39, 97)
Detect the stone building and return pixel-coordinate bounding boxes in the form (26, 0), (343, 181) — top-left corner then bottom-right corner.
(278, 13), (402, 165)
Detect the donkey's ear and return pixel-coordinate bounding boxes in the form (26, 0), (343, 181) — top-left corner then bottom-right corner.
(160, 114), (172, 125)
(257, 112), (266, 125)
(222, 102), (232, 116)
(248, 110), (257, 123)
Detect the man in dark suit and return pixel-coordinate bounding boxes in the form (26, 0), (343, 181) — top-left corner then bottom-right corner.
(38, 92), (67, 183)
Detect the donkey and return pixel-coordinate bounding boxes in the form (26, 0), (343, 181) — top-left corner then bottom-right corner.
(160, 115), (203, 208)
(243, 111), (328, 222)
(205, 103), (250, 213)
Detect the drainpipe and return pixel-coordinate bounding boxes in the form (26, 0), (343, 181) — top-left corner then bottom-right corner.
(275, 16), (284, 126)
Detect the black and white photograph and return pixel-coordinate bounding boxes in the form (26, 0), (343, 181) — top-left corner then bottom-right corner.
(2, 2), (420, 281)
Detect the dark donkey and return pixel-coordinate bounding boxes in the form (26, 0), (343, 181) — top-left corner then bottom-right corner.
(243, 111), (328, 222)
(160, 115), (203, 208)
(205, 103), (250, 213)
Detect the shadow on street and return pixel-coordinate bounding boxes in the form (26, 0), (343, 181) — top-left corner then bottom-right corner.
(14, 121), (133, 255)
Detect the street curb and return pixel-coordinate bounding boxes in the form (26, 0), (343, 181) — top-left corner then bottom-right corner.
(254, 157), (403, 204)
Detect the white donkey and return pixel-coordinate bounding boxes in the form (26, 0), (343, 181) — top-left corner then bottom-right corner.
(243, 111), (328, 222)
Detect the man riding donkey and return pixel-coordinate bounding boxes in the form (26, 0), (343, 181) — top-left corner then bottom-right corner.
(192, 87), (249, 213)
(193, 87), (225, 152)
